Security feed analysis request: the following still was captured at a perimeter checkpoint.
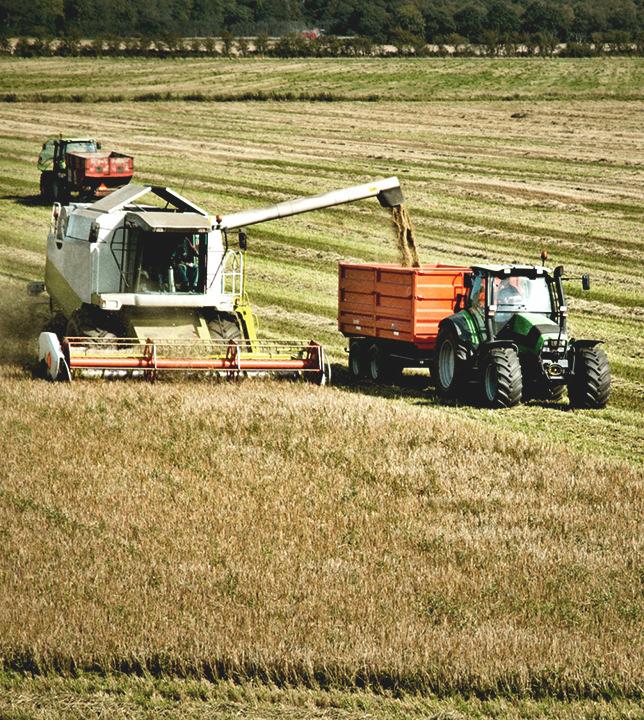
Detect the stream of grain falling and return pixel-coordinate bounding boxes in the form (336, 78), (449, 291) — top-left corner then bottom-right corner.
(391, 204), (420, 268)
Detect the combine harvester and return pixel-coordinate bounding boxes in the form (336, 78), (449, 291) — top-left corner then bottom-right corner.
(37, 178), (403, 382)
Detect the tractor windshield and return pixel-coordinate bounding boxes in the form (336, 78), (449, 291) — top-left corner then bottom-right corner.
(65, 141), (97, 154)
(491, 275), (553, 327)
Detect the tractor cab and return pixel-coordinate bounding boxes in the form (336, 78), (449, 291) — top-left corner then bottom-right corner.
(466, 265), (566, 341)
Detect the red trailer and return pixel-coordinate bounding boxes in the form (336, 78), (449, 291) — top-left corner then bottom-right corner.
(338, 262), (469, 381)
(66, 151), (133, 198)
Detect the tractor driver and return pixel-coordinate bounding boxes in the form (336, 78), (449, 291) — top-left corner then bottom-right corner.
(495, 277), (525, 326)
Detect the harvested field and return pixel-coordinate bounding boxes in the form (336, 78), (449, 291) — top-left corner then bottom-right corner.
(0, 57), (642, 717)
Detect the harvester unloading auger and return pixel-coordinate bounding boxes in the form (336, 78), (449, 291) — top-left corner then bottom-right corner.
(36, 177), (404, 382)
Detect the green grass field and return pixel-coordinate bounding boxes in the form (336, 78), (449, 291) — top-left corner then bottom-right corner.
(0, 57), (642, 718)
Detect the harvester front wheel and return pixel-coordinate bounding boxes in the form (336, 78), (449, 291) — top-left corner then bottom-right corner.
(482, 347), (522, 408)
(66, 307), (119, 341)
(433, 327), (462, 397)
(568, 347), (611, 409)
(207, 313), (242, 342)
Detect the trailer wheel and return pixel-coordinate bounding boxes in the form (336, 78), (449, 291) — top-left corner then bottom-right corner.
(39, 171), (55, 202)
(367, 344), (401, 385)
(568, 347), (611, 409)
(482, 348), (522, 408)
(433, 327), (462, 397)
(349, 341), (367, 378)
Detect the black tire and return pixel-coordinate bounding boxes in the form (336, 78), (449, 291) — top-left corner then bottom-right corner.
(207, 313), (243, 343)
(568, 347), (611, 409)
(40, 171), (55, 202)
(66, 306), (119, 341)
(433, 326), (462, 397)
(367, 343), (401, 384)
(348, 341), (367, 379)
(52, 175), (69, 204)
(482, 347), (523, 408)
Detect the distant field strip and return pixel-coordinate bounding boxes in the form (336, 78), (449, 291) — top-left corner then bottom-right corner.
(1, 57), (643, 102)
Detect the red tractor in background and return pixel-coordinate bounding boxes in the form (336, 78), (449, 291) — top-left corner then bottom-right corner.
(38, 137), (133, 203)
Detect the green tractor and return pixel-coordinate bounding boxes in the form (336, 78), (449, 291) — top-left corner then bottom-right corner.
(433, 264), (611, 408)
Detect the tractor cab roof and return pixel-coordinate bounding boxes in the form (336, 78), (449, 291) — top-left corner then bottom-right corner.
(472, 264), (553, 278)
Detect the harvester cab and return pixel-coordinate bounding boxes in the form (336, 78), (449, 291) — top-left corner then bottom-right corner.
(434, 264), (611, 408)
(38, 177), (403, 382)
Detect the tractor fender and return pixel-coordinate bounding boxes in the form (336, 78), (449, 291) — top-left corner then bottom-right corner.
(480, 339), (518, 356)
(571, 339), (604, 349)
(437, 315), (475, 362)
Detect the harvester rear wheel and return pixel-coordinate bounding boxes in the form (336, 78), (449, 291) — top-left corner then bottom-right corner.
(568, 347), (611, 409)
(207, 313), (242, 342)
(433, 327), (462, 397)
(482, 348), (522, 408)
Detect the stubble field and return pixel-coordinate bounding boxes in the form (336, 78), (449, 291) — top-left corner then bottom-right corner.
(0, 57), (642, 718)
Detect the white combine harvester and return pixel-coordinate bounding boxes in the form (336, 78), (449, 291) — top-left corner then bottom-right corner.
(36, 178), (403, 381)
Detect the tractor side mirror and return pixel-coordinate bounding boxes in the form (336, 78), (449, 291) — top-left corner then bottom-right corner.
(554, 265), (564, 278)
(582, 274), (591, 291)
(463, 273), (473, 289)
(238, 229), (248, 250)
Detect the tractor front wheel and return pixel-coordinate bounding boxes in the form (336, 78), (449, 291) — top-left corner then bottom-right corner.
(568, 347), (611, 409)
(482, 347), (522, 408)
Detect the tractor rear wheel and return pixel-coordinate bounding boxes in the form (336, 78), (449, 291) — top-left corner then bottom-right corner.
(482, 347), (522, 408)
(207, 313), (243, 343)
(568, 347), (611, 409)
(348, 341), (367, 379)
(40, 171), (55, 202)
(433, 327), (462, 397)
(52, 176), (69, 204)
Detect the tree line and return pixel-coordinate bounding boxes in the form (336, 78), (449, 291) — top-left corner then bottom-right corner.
(1, 0), (642, 52)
